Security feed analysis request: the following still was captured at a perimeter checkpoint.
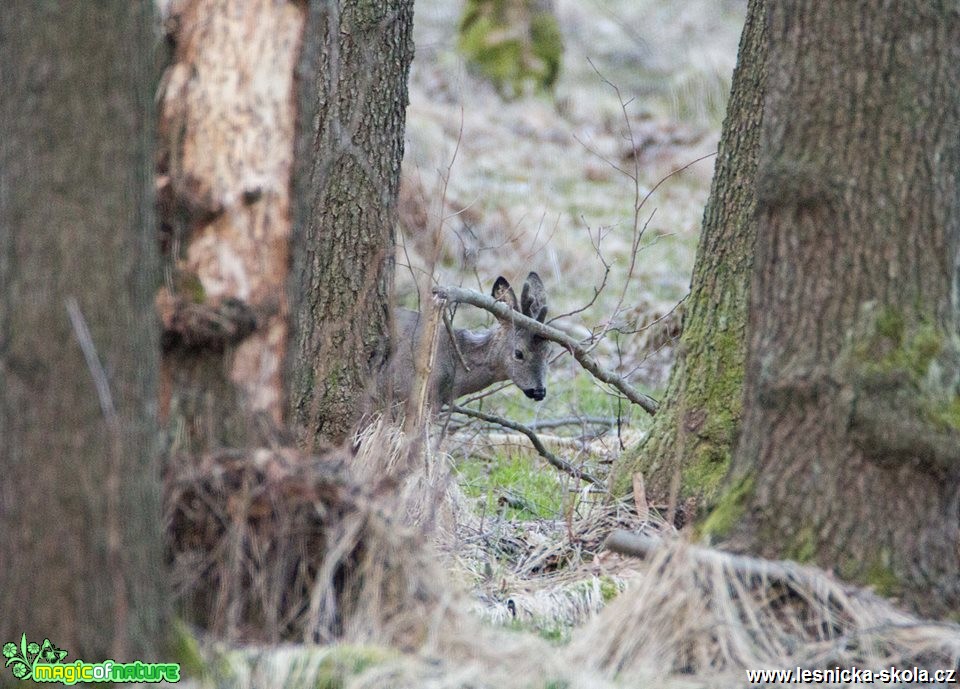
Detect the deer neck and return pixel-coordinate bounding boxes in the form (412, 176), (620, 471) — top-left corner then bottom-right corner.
(448, 327), (509, 399)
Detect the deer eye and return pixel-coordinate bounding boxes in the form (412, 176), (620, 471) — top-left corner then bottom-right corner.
(514, 349), (524, 360)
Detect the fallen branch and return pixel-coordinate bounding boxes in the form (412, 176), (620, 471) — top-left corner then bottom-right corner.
(605, 530), (830, 585)
(527, 416), (617, 431)
(433, 285), (660, 415)
(448, 404), (603, 486)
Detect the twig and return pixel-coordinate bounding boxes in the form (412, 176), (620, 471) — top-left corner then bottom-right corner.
(527, 416), (617, 431)
(66, 297), (118, 429)
(65, 297), (128, 658)
(442, 305), (470, 373)
(434, 285), (660, 415)
(448, 404), (603, 486)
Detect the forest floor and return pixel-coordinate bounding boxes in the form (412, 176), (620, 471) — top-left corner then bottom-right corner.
(181, 3), (960, 687)
(397, 0), (744, 637)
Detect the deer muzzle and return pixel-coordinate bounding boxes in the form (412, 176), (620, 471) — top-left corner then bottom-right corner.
(524, 386), (546, 401)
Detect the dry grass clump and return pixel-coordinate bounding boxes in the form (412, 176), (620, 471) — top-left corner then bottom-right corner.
(569, 536), (960, 686)
(163, 422), (464, 648)
(163, 420), (616, 689)
(167, 419), (960, 689)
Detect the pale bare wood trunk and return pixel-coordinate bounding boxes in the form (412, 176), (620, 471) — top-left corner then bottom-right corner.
(156, 0), (305, 451)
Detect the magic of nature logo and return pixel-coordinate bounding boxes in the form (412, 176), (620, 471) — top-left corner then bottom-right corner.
(3, 634), (180, 684)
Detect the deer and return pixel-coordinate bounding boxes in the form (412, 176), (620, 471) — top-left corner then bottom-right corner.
(390, 272), (551, 407)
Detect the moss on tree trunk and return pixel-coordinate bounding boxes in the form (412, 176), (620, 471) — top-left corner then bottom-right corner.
(613, 0), (767, 520)
(722, 1), (960, 618)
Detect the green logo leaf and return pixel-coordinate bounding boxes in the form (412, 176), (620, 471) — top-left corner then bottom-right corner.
(2, 634), (66, 681)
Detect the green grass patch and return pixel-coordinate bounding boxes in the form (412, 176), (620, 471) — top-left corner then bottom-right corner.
(457, 449), (567, 520)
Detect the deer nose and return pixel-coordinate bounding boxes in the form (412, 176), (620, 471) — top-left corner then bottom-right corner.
(524, 387), (546, 401)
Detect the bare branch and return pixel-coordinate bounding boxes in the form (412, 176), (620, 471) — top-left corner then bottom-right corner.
(434, 285), (660, 415)
(448, 404), (603, 486)
(527, 416), (617, 431)
(66, 297), (118, 430)
(442, 305), (471, 373)
(604, 530), (843, 589)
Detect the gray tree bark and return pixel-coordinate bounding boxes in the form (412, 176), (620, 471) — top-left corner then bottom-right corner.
(290, 0), (415, 448)
(0, 1), (164, 661)
(718, 1), (960, 618)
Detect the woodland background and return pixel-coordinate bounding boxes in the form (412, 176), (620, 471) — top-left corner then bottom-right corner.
(2, 1), (960, 687)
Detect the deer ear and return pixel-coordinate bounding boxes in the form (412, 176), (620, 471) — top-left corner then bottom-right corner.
(492, 276), (519, 314)
(521, 272), (547, 320)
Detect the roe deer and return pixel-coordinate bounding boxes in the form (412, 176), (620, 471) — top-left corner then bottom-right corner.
(391, 272), (551, 406)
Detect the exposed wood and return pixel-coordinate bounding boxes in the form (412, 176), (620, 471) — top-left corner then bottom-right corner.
(157, 0), (305, 449)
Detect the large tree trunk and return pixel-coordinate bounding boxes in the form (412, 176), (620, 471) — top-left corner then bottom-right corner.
(156, 0), (305, 452)
(0, 1), (164, 661)
(614, 0), (767, 521)
(289, 0), (415, 448)
(717, 2), (960, 618)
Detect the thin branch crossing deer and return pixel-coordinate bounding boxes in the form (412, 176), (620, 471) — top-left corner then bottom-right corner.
(390, 272), (551, 406)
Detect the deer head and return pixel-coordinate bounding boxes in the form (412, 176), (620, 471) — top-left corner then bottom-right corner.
(491, 272), (550, 401)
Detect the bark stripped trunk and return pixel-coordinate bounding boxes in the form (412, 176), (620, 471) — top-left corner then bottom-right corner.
(615, 0), (766, 521)
(0, 1), (163, 660)
(289, 0), (415, 448)
(156, 0), (305, 451)
(722, 2), (960, 617)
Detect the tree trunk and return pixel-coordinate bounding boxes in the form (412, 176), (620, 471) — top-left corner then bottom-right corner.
(289, 0), (415, 448)
(717, 2), (960, 618)
(156, 0), (305, 453)
(614, 0), (767, 522)
(0, 1), (163, 662)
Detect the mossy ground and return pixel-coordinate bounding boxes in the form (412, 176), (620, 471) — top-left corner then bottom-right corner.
(457, 0), (563, 98)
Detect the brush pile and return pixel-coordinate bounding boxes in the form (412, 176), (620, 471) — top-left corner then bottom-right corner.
(163, 440), (453, 649)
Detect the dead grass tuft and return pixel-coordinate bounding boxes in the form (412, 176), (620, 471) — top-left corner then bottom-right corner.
(163, 422), (464, 649)
(169, 421), (960, 689)
(570, 536), (960, 685)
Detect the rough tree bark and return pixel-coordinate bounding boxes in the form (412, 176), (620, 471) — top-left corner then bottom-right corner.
(0, 1), (163, 661)
(156, 0), (305, 452)
(289, 0), (415, 448)
(715, 2), (960, 618)
(614, 0), (766, 521)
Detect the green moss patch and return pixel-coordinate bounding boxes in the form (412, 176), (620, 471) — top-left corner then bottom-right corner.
(458, 0), (563, 98)
(314, 646), (393, 689)
(698, 474), (753, 540)
(457, 449), (568, 520)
